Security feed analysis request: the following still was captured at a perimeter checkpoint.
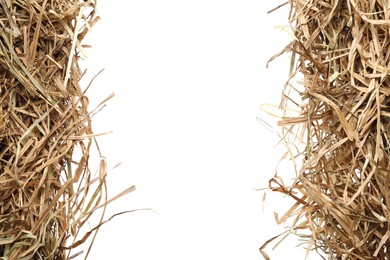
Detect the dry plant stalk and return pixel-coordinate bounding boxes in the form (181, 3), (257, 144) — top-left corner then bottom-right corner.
(0, 1), (135, 259)
(262, 1), (390, 259)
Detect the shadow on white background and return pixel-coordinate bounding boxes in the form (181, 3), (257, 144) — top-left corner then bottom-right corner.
(75, 1), (322, 259)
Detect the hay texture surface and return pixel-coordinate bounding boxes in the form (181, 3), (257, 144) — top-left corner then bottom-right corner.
(263, 1), (390, 259)
(0, 1), (129, 259)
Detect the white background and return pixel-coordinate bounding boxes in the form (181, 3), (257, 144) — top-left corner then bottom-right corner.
(75, 1), (322, 259)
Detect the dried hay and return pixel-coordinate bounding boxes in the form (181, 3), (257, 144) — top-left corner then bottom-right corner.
(0, 1), (135, 259)
(262, 0), (390, 259)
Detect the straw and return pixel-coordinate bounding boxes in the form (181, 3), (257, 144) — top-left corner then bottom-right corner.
(262, 1), (390, 259)
(0, 1), (134, 259)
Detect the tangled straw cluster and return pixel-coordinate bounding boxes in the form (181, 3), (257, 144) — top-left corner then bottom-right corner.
(0, 1), (134, 259)
(263, 1), (390, 259)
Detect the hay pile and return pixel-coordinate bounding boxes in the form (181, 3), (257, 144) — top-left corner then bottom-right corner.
(0, 1), (134, 259)
(262, 0), (390, 259)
